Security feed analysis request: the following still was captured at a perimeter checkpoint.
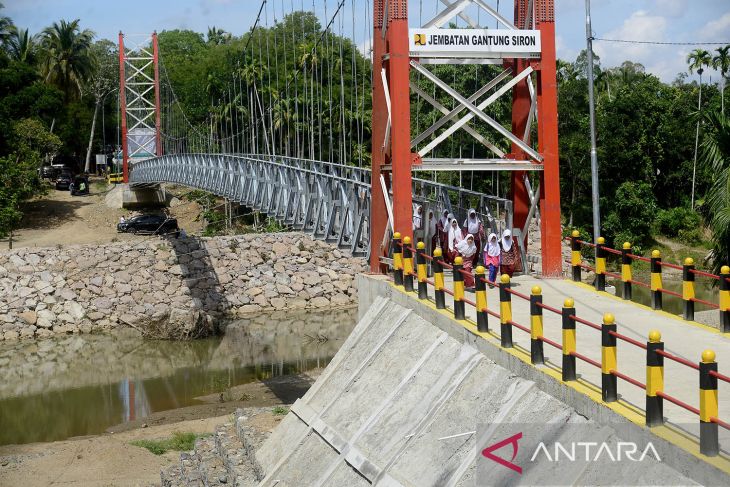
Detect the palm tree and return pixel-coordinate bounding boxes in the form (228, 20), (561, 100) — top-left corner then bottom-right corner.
(6, 27), (37, 64)
(698, 111), (730, 273)
(40, 19), (95, 101)
(206, 26), (230, 46)
(713, 45), (730, 114)
(0, 3), (12, 49)
(687, 48), (712, 209)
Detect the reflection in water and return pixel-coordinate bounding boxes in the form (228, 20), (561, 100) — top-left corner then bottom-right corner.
(0, 307), (357, 445)
(608, 276), (718, 315)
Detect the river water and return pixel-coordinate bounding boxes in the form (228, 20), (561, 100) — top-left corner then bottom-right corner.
(0, 307), (357, 446)
(608, 275), (718, 316)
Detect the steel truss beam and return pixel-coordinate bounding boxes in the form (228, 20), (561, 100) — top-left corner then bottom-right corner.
(130, 154), (512, 259)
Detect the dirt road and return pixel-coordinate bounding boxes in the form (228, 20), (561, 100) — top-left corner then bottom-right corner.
(2, 180), (203, 251)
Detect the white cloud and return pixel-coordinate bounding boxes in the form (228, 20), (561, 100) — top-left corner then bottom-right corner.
(592, 10), (676, 79)
(556, 34), (578, 63)
(698, 12), (730, 41)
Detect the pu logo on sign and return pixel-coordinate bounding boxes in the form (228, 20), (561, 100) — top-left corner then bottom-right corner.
(413, 33), (426, 46)
(481, 432), (523, 474)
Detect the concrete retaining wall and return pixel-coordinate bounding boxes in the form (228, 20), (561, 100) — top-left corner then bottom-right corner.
(249, 276), (728, 486)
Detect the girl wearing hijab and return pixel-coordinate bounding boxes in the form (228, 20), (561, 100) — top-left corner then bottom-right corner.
(463, 209), (485, 264)
(483, 233), (500, 285)
(413, 205), (423, 241)
(456, 234), (477, 288)
(500, 229), (518, 277)
(447, 216), (464, 264)
(437, 210), (449, 250)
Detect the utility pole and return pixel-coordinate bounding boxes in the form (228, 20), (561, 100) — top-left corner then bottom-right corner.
(585, 0), (601, 243)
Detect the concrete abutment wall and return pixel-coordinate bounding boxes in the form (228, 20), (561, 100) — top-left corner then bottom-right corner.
(250, 275), (729, 486)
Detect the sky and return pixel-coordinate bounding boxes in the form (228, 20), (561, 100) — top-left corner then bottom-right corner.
(3, 0), (730, 83)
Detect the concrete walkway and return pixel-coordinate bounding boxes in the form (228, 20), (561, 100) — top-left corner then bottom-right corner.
(432, 273), (730, 445)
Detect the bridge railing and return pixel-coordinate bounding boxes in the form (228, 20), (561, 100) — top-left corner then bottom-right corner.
(567, 231), (730, 333)
(386, 233), (730, 458)
(129, 152), (514, 260)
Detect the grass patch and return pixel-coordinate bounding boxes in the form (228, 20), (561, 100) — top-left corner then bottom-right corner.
(130, 431), (202, 455)
(272, 406), (289, 416)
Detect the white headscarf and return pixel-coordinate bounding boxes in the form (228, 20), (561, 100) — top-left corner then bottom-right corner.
(448, 218), (464, 251)
(501, 229), (513, 252)
(439, 210), (449, 229)
(456, 234), (477, 258)
(412, 205), (422, 230)
(426, 210), (437, 238)
(464, 208), (481, 235)
(485, 232), (500, 257)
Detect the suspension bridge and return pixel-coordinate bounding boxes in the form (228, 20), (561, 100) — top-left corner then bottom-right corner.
(118, 0), (557, 272)
(113, 1), (730, 481)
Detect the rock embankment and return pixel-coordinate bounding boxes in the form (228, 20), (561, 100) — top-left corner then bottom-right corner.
(0, 233), (366, 341)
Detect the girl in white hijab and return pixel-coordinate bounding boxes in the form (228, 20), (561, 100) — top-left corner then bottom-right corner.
(447, 216), (463, 263)
(437, 210), (449, 251)
(412, 205), (422, 231)
(500, 229), (518, 277)
(483, 233), (500, 284)
(463, 209), (484, 264)
(456, 234), (477, 288)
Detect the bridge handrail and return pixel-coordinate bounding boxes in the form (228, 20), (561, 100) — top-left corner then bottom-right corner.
(389, 235), (730, 460)
(567, 233), (730, 330)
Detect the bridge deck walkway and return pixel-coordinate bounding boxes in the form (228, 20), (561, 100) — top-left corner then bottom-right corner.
(417, 273), (730, 453)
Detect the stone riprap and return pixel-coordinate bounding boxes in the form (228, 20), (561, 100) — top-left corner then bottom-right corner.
(0, 233), (366, 341)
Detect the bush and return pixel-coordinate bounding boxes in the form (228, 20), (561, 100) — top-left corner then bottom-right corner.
(602, 181), (657, 249)
(130, 432), (200, 455)
(654, 207), (702, 240)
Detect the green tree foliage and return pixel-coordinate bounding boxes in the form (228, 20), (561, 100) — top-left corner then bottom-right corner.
(0, 118), (61, 238)
(5, 26), (37, 64)
(40, 19), (95, 101)
(699, 112), (730, 272)
(654, 207), (703, 244)
(602, 181), (657, 250)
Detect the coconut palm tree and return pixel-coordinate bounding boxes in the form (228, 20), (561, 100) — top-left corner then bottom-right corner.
(713, 45), (730, 114)
(699, 111), (730, 273)
(40, 19), (95, 101)
(6, 27), (37, 64)
(687, 48), (713, 209)
(0, 3), (12, 49)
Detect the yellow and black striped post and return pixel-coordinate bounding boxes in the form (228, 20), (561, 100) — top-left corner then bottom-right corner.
(416, 241), (428, 299)
(621, 242), (632, 300)
(601, 313), (618, 402)
(571, 230), (582, 282)
(392, 232), (403, 286)
(683, 258), (696, 321)
(499, 274), (513, 348)
(720, 266), (730, 333)
(650, 249), (663, 310)
(402, 236), (414, 292)
(646, 330), (664, 427)
(562, 298), (577, 381)
(433, 248), (446, 309)
(453, 256), (466, 320)
(530, 286), (544, 365)
(474, 265), (489, 333)
(595, 237), (606, 291)
(699, 349), (719, 456)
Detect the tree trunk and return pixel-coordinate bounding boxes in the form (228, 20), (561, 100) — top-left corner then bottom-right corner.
(84, 100), (101, 173)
